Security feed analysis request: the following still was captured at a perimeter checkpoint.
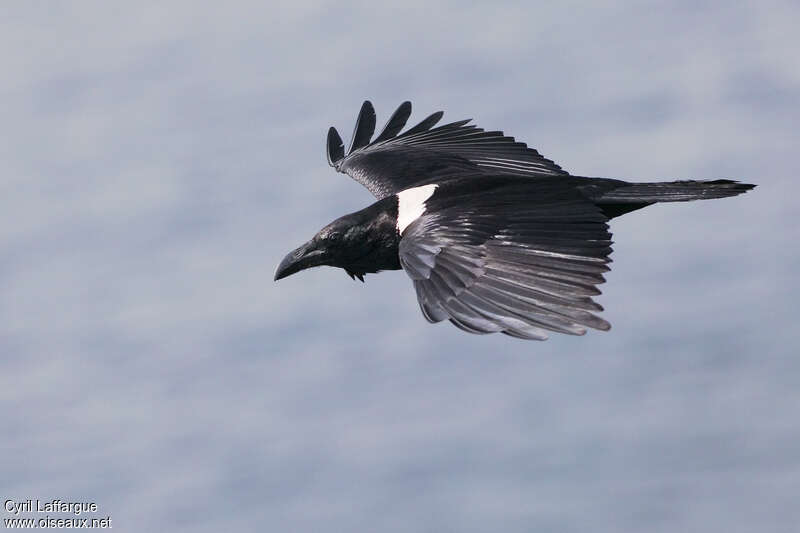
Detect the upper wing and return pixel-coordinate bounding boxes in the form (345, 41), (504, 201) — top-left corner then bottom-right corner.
(327, 101), (568, 200)
(398, 181), (613, 340)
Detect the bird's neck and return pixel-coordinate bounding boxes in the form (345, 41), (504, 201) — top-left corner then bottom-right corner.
(342, 196), (403, 277)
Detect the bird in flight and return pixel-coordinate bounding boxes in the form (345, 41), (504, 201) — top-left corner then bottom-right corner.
(275, 101), (754, 340)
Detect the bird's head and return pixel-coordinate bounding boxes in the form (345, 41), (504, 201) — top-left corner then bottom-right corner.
(274, 196), (403, 283)
(273, 215), (357, 281)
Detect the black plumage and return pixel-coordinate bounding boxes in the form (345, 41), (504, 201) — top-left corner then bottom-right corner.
(347, 100), (376, 154)
(276, 101), (755, 340)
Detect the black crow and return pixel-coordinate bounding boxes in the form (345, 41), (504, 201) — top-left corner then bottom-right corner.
(275, 101), (755, 340)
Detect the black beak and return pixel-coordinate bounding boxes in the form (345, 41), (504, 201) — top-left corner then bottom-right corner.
(274, 241), (328, 281)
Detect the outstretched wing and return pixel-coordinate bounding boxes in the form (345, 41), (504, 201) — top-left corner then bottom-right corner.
(327, 101), (568, 200)
(398, 180), (613, 340)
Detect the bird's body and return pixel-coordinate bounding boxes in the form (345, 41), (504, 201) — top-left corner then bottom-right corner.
(275, 101), (755, 340)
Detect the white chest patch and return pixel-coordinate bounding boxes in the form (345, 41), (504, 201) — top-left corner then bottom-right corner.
(396, 184), (438, 234)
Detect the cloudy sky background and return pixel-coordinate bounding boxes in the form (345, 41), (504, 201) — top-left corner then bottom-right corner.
(1, 1), (798, 531)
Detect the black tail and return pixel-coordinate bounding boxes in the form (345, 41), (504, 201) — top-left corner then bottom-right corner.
(599, 179), (756, 203)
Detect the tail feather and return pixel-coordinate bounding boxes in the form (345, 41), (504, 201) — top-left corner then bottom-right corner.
(599, 179), (756, 203)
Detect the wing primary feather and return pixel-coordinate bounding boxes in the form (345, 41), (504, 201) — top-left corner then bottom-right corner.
(442, 300), (504, 333)
(449, 317), (496, 334)
(449, 289), (552, 339)
(468, 284), (608, 332)
(400, 110), (445, 136)
(414, 281), (449, 323)
(459, 289), (586, 335)
(482, 275), (604, 312)
(348, 100), (376, 154)
(373, 101), (412, 144)
(399, 120), (475, 144)
(326, 127), (345, 167)
(503, 329), (549, 341)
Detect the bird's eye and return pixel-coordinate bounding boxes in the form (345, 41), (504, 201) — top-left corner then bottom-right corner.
(328, 231), (341, 242)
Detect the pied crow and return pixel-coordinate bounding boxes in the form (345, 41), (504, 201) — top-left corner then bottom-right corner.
(275, 101), (755, 340)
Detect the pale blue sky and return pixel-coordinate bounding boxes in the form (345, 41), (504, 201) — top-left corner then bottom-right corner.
(1, 2), (798, 531)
